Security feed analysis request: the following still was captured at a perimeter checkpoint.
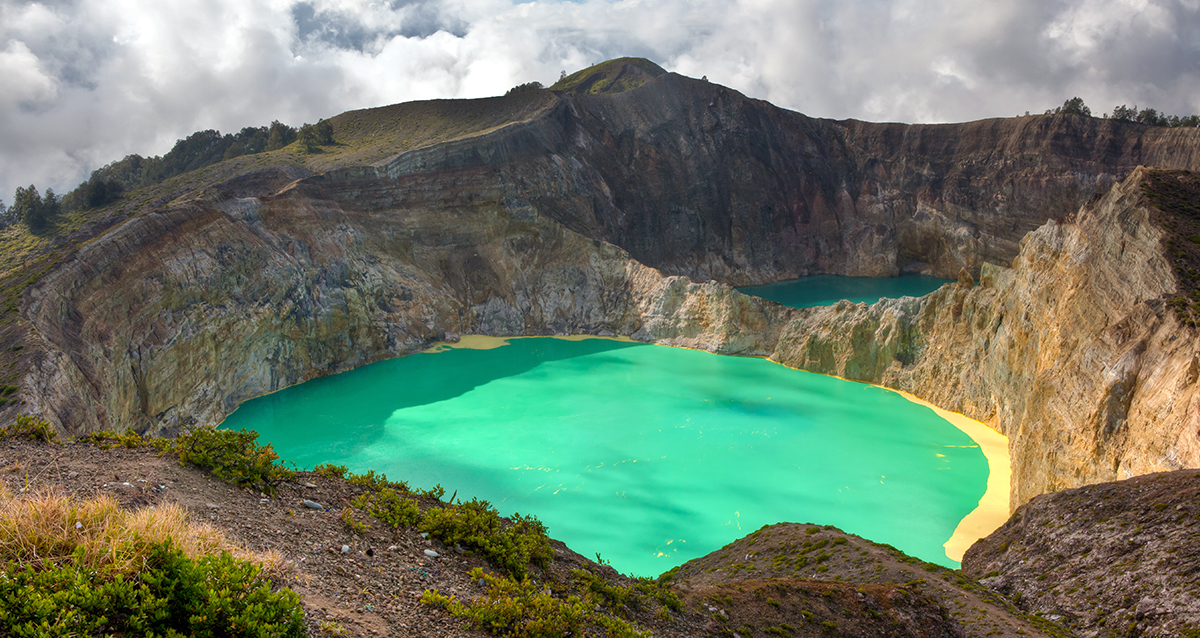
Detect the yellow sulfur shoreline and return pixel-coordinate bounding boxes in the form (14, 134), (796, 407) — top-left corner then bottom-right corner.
(424, 334), (637, 353)
(890, 390), (1011, 563)
(425, 334), (1011, 564)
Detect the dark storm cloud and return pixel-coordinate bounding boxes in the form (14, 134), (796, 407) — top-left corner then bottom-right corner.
(2, 0), (1199, 202)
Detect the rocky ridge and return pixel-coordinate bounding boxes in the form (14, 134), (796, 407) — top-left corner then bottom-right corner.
(764, 167), (1198, 507)
(13, 59), (1200, 509)
(963, 469), (1200, 637)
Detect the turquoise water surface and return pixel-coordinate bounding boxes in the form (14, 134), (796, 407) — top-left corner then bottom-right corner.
(738, 275), (951, 308)
(222, 338), (987, 576)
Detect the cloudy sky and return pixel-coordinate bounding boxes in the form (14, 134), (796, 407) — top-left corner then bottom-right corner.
(2, 0), (1199, 201)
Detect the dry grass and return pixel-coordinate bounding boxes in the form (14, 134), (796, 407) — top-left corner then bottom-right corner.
(0, 484), (284, 575)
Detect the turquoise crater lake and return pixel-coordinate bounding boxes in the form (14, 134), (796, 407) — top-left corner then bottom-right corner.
(222, 337), (989, 576)
(738, 274), (952, 308)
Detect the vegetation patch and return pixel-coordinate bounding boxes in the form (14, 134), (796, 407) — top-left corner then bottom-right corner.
(418, 498), (554, 580)
(0, 487), (302, 637)
(550, 58), (666, 95)
(0, 414), (59, 443)
(171, 425), (296, 496)
(422, 567), (657, 638)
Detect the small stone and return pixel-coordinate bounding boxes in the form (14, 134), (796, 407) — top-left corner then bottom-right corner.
(420, 532), (429, 539)
(74, 521), (83, 530)
(387, 545), (399, 551)
(424, 549), (439, 558)
(259, 498), (270, 503)
(67, 471), (79, 478)
(304, 482), (317, 488)
(342, 545), (350, 554)
(206, 503), (219, 509)
(302, 500), (323, 509)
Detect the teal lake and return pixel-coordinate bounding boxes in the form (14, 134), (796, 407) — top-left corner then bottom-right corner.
(222, 337), (989, 577)
(738, 275), (952, 308)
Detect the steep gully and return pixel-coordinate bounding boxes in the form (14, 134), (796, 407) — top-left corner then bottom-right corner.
(20, 71), (1200, 509)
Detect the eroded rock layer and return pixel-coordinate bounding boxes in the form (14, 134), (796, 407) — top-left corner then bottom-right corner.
(768, 168), (1199, 506)
(20, 66), (1200, 508)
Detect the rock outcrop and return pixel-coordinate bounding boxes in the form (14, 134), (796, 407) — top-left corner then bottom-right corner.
(770, 167), (1200, 507)
(962, 469), (1200, 637)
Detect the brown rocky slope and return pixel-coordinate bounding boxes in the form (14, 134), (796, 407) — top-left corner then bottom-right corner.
(5, 433), (1076, 638)
(962, 469), (1200, 638)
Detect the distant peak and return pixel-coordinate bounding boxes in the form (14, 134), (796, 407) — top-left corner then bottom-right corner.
(550, 57), (667, 95)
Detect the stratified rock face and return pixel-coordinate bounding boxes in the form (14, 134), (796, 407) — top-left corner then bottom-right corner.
(475, 74), (1200, 285)
(368, 70), (1200, 286)
(961, 470), (1200, 638)
(771, 168), (1200, 507)
(22, 164), (791, 435)
(18, 67), (1200, 506)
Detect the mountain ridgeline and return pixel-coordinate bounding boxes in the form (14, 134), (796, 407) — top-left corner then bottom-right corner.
(12, 58), (1200, 515)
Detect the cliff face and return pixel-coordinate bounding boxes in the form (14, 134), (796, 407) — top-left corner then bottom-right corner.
(770, 168), (1199, 506)
(424, 73), (1200, 285)
(22, 164), (790, 435)
(18, 66), (1200, 507)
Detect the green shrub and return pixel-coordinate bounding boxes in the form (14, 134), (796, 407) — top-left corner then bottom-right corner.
(0, 541), (304, 637)
(314, 463), (348, 479)
(422, 568), (590, 638)
(340, 507), (369, 535)
(346, 469), (406, 492)
(172, 426), (295, 496)
(418, 483), (446, 500)
(632, 577), (683, 613)
(419, 499), (553, 580)
(352, 488), (420, 528)
(81, 428), (150, 450)
(1, 415), (59, 443)
(572, 568), (633, 614)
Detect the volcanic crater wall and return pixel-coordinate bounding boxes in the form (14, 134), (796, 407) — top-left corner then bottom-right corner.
(20, 71), (1200, 506)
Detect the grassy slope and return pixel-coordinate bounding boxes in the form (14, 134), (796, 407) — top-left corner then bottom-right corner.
(550, 57), (667, 95)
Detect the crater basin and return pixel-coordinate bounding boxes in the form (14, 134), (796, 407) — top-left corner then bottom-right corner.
(738, 275), (952, 308)
(222, 336), (991, 576)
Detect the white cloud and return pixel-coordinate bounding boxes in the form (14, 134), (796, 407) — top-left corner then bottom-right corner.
(0, 39), (57, 110)
(0, 0), (1198, 201)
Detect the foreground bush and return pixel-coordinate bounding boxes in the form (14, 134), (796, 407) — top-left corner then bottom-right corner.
(423, 568), (592, 638)
(0, 488), (303, 636)
(418, 498), (554, 580)
(172, 425), (295, 496)
(0, 415), (59, 443)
